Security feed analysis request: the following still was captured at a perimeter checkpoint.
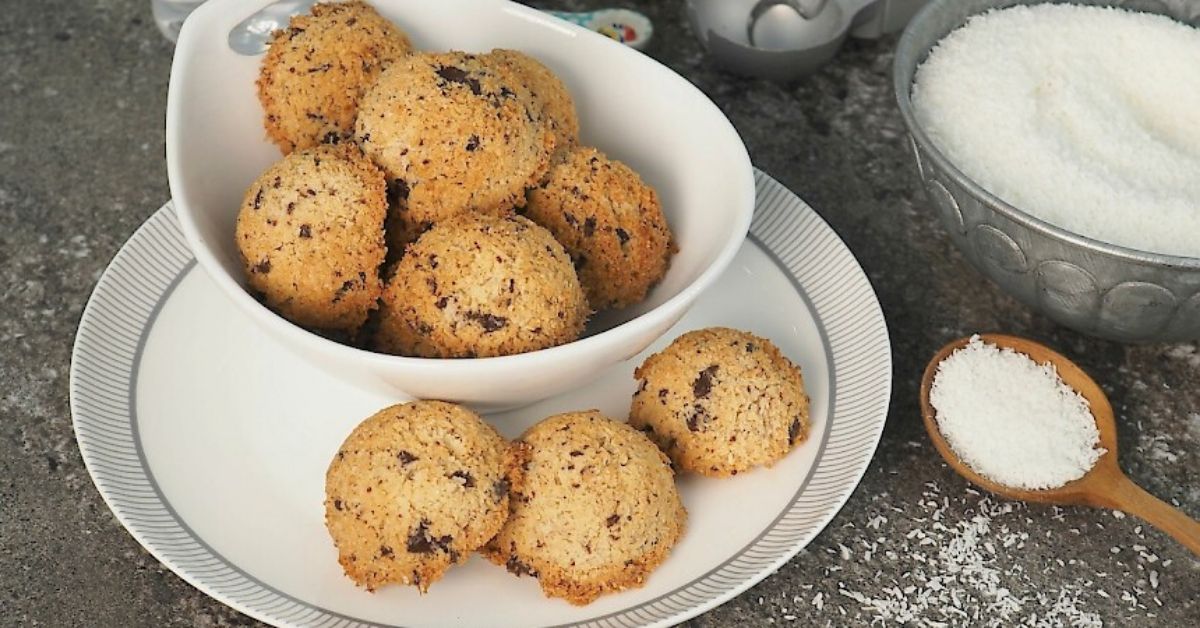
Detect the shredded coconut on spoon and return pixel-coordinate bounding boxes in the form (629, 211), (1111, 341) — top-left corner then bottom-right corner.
(912, 5), (1200, 258)
(930, 335), (1105, 490)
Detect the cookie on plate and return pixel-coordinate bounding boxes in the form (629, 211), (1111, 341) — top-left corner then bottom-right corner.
(324, 400), (521, 592)
(257, 1), (413, 153)
(373, 213), (589, 358)
(482, 411), (686, 605)
(235, 144), (387, 333)
(488, 49), (579, 165)
(355, 51), (553, 250)
(628, 327), (810, 477)
(524, 146), (673, 310)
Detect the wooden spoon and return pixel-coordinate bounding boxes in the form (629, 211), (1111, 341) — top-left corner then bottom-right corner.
(920, 333), (1200, 556)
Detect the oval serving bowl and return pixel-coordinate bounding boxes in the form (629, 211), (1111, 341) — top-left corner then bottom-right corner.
(167, 0), (755, 410)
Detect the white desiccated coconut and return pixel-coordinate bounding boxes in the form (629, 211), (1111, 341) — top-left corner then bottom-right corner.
(930, 335), (1105, 490)
(912, 5), (1200, 258)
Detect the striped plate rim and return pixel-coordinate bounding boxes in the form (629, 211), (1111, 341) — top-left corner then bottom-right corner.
(70, 169), (892, 627)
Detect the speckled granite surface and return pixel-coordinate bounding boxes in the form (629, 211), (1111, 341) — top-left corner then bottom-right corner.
(1, 0), (1197, 626)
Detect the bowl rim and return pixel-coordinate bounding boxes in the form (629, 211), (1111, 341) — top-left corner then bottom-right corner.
(167, 0), (757, 375)
(892, 0), (1200, 271)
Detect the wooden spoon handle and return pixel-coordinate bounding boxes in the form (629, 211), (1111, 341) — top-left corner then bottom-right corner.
(1104, 475), (1200, 557)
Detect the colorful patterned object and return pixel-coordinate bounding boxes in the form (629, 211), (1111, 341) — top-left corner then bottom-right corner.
(546, 8), (653, 49)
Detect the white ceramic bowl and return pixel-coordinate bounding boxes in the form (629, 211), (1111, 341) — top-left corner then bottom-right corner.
(167, 0), (754, 411)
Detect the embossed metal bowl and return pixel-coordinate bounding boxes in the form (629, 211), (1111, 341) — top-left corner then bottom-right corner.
(894, 0), (1200, 343)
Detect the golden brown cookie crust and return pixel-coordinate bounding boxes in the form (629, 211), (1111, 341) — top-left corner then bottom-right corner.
(235, 144), (387, 333)
(373, 213), (590, 358)
(488, 49), (580, 166)
(628, 327), (811, 477)
(324, 400), (521, 592)
(257, 1), (413, 154)
(525, 146), (674, 310)
(355, 51), (554, 250)
(482, 411), (686, 605)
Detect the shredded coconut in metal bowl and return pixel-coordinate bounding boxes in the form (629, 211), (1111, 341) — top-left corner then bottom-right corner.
(913, 4), (1200, 258)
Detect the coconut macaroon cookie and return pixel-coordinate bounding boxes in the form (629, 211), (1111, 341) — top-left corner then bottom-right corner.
(525, 146), (673, 310)
(324, 401), (520, 592)
(488, 49), (580, 165)
(257, 1), (413, 153)
(373, 213), (589, 358)
(482, 411), (686, 605)
(235, 144), (387, 333)
(629, 327), (810, 477)
(355, 51), (554, 249)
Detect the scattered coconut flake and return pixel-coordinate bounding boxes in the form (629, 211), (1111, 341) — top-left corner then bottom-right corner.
(823, 485), (1171, 626)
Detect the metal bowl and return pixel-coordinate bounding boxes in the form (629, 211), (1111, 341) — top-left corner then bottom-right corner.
(894, 0), (1200, 343)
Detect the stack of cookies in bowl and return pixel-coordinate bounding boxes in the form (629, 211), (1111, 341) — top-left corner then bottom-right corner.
(237, 1), (674, 358)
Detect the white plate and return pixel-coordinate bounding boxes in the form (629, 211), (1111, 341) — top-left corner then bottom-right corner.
(71, 171), (891, 628)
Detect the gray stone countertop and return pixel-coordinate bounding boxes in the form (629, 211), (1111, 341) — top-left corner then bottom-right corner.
(1, 0), (1197, 625)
